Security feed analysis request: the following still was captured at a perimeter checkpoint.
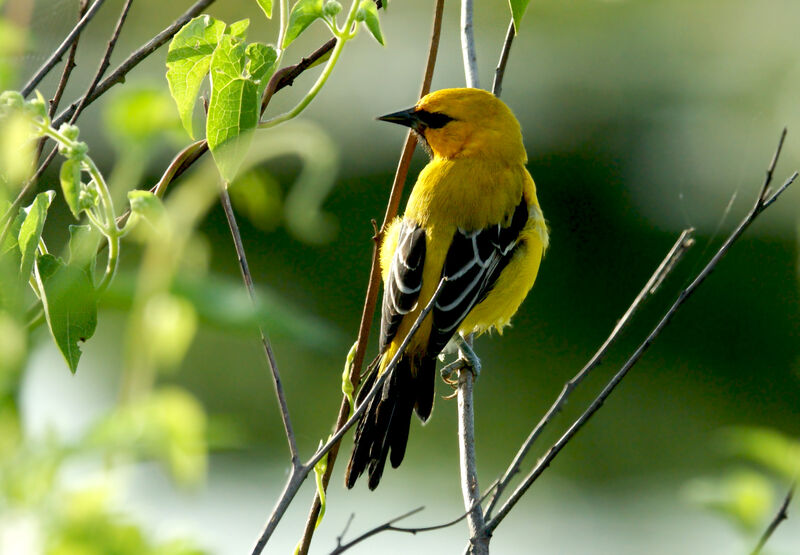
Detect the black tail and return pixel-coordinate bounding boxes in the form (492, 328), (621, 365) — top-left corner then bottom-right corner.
(344, 355), (436, 490)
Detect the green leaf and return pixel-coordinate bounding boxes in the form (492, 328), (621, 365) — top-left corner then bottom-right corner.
(36, 253), (97, 373)
(59, 159), (82, 218)
(67, 224), (99, 277)
(207, 35), (259, 182)
(128, 190), (166, 228)
(359, 0), (384, 45)
(0, 201), (25, 314)
(18, 191), (54, 284)
(166, 15), (226, 139)
(226, 19), (250, 40)
(508, 0), (531, 33)
(256, 0), (273, 19)
(245, 42), (278, 99)
(283, 0), (324, 49)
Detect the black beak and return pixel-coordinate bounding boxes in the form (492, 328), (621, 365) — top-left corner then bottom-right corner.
(377, 107), (419, 129)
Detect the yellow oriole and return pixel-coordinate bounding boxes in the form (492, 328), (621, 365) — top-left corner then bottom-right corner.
(345, 88), (548, 490)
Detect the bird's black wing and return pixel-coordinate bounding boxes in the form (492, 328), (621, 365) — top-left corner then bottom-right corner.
(379, 221), (427, 352)
(427, 195), (529, 355)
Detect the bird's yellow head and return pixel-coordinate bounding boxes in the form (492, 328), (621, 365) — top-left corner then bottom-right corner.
(378, 88), (526, 163)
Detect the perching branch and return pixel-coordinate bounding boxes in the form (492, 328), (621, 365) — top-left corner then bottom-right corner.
(486, 129), (798, 535)
(20, 0), (107, 97)
(294, 0), (445, 551)
(751, 481), (795, 555)
(460, 0), (479, 89)
(491, 21), (515, 97)
(457, 363), (489, 554)
(485, 227), (695, 519)
(251, 279), (449, 555)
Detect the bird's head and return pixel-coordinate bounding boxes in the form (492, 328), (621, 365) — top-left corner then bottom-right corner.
(378, 88), (526, 163)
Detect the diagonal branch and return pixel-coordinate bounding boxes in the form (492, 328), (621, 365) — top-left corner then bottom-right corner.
(251, 278), (449, 555)
(486, 130), (797, 535)
(492, 20), (515, 97)
(485, 227), (695, 519)
(294, 0), (446, 551)
(20, 0), (107, 97)
(52, 0), (217, 128)
(751, 481), (795, 555)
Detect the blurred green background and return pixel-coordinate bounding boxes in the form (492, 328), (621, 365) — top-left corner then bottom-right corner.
(3, 0), (800, 553)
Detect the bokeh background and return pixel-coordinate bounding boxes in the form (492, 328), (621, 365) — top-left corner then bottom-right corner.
(3, 0), (800, 553)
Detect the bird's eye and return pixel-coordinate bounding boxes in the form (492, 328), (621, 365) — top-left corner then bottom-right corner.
(415, 110), (454, 129)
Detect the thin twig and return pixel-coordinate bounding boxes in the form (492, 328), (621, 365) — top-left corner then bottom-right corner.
(486, 130), (797, 534)
(294, 0), (445, 551)
(48, 0), (88, 119)
(485, 228), (695, 519)
(20, 0), (107, 97)
(251, 279), (449, 555)
(220, 187), (300, 466)
(69, 0), (135, 126)
(751, 481), (796, 555)
(491, 20), (514, 97)
(29, 0), (135, 192)
(52, 0), (217, 128)
(460, 0), (479, 89)
(331, 483), (499, 554)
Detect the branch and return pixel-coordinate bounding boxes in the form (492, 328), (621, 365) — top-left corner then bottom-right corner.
(331, 483), (499, 554)
(491, 21), (514, 97)
(250, 279), (449, 554)
(751, 481), (796, 555)
(486, 129), (797, 534)
(460, 0), (479, 89)
(294, 0), (446, 551)
(52, 0), (217, 128)
(20, 0), (107, 97)
(485, 227), (695, 519)
(220, 188), (300, 467)
(48, 0), (89, 119)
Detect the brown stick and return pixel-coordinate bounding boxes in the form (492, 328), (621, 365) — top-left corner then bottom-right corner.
(294, 0), (446, 552)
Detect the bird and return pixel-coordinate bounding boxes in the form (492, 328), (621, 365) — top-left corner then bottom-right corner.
(344, 88), (549, 490)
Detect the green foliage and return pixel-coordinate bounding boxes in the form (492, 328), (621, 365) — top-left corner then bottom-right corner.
(207, 34), (260, 182)
(358, 0), (384, 45)
(59, 158), (83, 218)
(284, 0), (325, 48)
(18, 191), (54, 282)
(256, 0), (274, 19)
(35, 251), (98, 374)
(166, 15), (226, 139)
(508, 0), (531, 33)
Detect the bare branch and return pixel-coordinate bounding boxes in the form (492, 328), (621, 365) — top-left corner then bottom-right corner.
(48, 0), (89, 119)
(751, 481), (796, 555)
(295, 0), (446, 550)
(21, 0), (107, 97)
(485, 228), (695, 519)
(332, 483), (499, 554)
(460, 0), (479, 88)
(486, 130), (797, 534)
(251, 279), (449, 555)
(492, 21), (514, 97)
(52, 0), (217, 128)
(220, 188), (300, 467)
(68, 0), (135, 126)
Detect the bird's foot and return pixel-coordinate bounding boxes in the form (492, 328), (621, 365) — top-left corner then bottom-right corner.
(440, 335), (481, 397)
